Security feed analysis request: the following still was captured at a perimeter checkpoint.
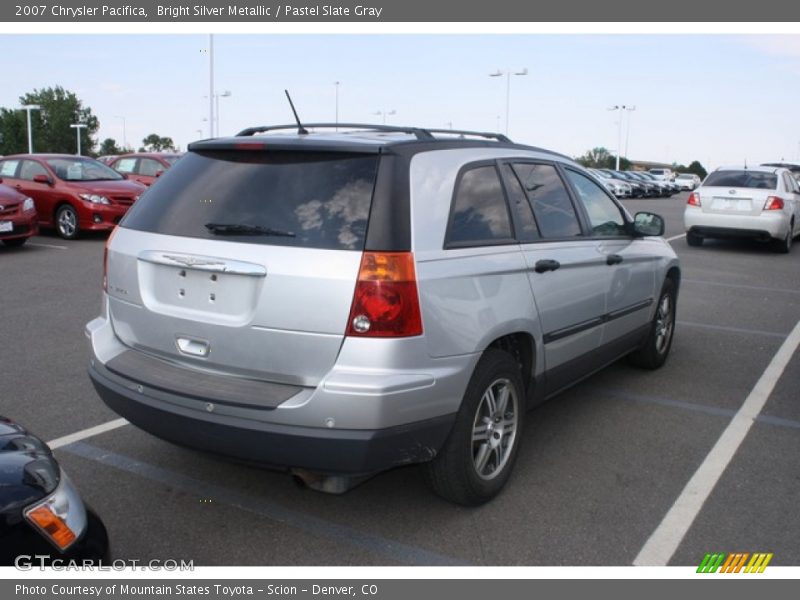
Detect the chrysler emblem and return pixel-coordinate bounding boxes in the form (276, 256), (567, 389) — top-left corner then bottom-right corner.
(162, 254), (225, 268)
(729, 189), (737, 195)
(0, 205), (4, 211)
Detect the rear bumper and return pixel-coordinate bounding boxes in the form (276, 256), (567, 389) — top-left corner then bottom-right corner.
(684, 208), (788, 240)
(88, 360), (455, 475)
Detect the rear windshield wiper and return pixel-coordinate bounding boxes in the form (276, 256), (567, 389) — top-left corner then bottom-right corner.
(205, 223), (296, 237)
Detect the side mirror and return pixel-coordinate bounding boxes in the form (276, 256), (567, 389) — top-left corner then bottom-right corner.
(0, 177), (3, 184)
(120, 173), (129, 179)
(633, 212), (665, 237)
(33, 174), (52, 185)
(155, 170), (164, 178)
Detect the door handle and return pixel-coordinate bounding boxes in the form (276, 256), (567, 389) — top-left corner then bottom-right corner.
(534, 259), (561, 273)
(606, 254), (623, 266)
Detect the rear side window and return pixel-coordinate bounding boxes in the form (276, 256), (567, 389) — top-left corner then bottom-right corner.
(122, 151), (379, 251)
(704, 171), (777, 190)
(511, 163), (582, 239)
(447, 165), (513, 246)
(0, 160), (19, 177)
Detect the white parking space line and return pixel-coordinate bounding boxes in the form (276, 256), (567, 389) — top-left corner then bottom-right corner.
(28, 242), (68, 250)
(634, 319), (800, 566)
(665, 233), (686, 242)
(47, 418), (128, 450)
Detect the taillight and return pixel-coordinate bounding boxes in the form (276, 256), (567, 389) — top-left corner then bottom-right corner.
(346, 252), (423, 337)
(103, 226), (118, 292)
(687, 192), (701, 207)
(764, 196), (784, 210)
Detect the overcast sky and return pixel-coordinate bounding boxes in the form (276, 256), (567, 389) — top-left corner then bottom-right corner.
(1, 33), (799, 169)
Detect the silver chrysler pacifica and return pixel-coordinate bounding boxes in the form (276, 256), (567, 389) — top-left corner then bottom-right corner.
(86, 124), (680, 505)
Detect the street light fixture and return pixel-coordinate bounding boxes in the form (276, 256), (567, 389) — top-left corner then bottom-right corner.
(208, 34), (214, 139)
(489, 68), (527, 135)
(608, 105), (635, 170)
(19, 105), (41, 154)
(374, 109), (396, 125)
(70, 123), (87, 156)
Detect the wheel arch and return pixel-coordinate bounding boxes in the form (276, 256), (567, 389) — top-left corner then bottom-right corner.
(485, 331), (537, 405)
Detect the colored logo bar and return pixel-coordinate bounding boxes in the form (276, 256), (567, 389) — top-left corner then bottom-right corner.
(697, 552), (773, 573)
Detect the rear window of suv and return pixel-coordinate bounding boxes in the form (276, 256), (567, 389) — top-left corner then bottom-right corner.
(703, 171), (777, 190)
(121, 150), (379, 251)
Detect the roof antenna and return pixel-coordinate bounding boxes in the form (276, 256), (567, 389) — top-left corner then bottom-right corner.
(285, 90), (308, 135)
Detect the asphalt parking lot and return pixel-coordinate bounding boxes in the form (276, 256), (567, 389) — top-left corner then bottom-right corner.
(1, 191), (799, 566)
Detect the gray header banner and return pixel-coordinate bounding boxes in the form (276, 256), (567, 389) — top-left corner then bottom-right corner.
(2, 0), (800, 22)
(2, 579), (796, 600)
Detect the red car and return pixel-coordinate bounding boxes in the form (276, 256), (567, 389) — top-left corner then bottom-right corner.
(0, 154), (146, 239)
(109, 152), (182, 187)
(0, 183), (38, 247)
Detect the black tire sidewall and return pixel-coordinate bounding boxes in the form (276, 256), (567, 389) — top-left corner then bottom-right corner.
(443, 349), (525, 504)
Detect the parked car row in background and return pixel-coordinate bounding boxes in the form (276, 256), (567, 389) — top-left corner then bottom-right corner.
(590, 168), (684, 198)
(0, 152), (182, 242)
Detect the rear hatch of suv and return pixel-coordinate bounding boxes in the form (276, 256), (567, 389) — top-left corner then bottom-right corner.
(105, 144), (382, 388)
(696, 170), (778, 216)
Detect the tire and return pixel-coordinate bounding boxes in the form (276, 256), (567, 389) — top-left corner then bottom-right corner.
(56, 204), (79, 240)
(425, 349), (525, 506)
(686, 231), (703, 247)
(2, 237), (27, 247)
(773, 224), (793, 254)
(628, 278), (676, 370)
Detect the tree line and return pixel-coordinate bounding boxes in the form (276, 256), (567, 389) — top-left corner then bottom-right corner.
(575, 146), (708, 178)
(0, 86), (177, 156)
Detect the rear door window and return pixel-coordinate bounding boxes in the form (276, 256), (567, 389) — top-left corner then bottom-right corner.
(501, 164), (539, 241)
(511, 163), (582, 239)
(121, 151), (379, 251)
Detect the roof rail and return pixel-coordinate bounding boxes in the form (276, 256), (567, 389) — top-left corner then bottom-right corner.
(422, 128), (512, 143)
(236, 123), (434, 140)
(235, 123), (513, 144)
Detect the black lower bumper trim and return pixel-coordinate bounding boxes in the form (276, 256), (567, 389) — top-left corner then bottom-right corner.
(689, 226), (773, 241)
(89, 363), (455, 476)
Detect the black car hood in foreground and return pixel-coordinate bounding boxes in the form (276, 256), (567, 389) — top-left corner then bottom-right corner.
(0, 417), (59, 521)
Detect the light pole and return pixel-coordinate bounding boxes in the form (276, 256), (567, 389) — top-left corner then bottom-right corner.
(374, 110), (396, 125)
(215, 90), (231, 136)
(208, 34), (215, 138)
(608, 105), (634, 170)
(19, 105), (41, 154)
(114, 115), (127, 150)
(334, 81), (340, 129)
(70, 123), (87, 156)
(623, 105), (636, 163)
(489, 68), (527, 135)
